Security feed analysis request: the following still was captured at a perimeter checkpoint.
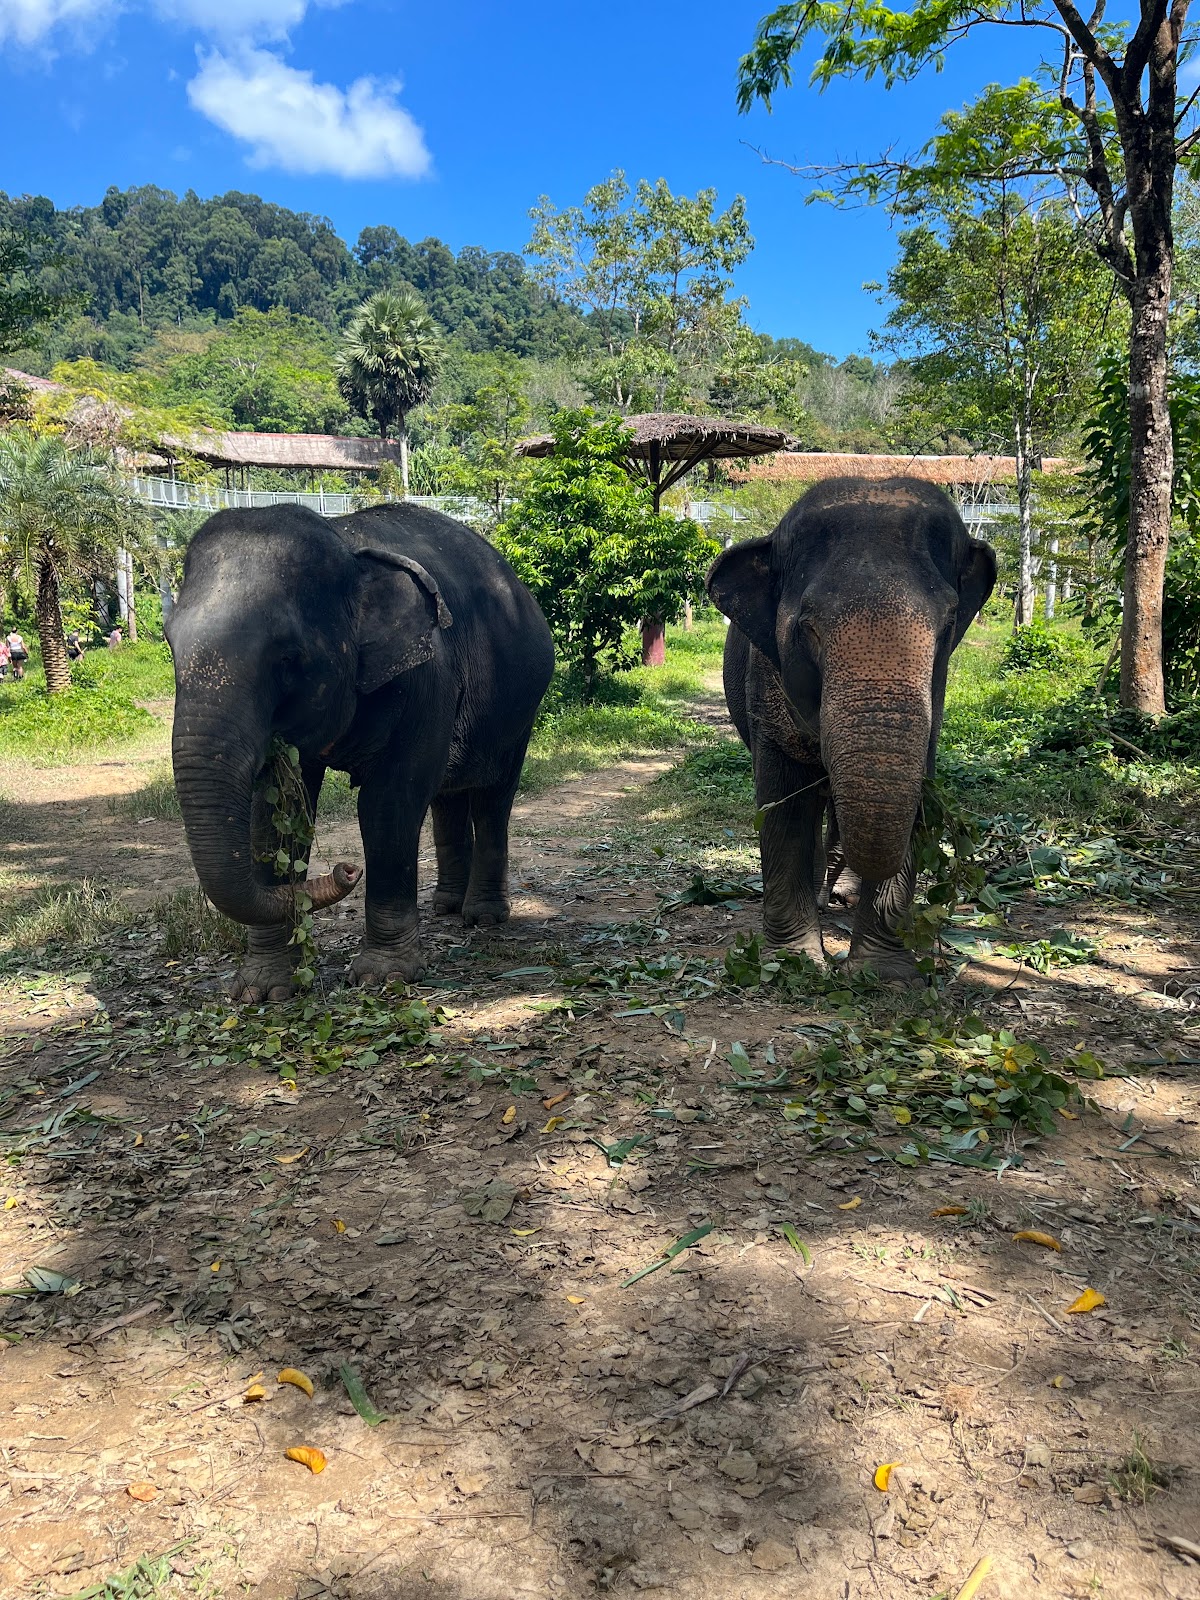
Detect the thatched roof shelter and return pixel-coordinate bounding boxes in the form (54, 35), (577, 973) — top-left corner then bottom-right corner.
(517, 412), (795, 510)
(163, 430), (403, 472)
(735, 451), (1075, 487)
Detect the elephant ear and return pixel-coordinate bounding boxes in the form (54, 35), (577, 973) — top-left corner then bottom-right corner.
(951, 538), (998, 649)
(353, 545), (453, 694)
(706, 536), (779, 665)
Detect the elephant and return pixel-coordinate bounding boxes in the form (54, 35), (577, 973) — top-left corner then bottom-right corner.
(707, 477), (996, 982)
(165, 501), (555, 1000)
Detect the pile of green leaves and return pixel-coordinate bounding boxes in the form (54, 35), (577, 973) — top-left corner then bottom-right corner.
(83, 990), (441, 1084)
(729, 1014), (1107, 1168)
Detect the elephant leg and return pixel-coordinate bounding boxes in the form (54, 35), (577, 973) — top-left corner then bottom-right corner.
(817, 811), (861, 911)
(848, 848), (922, 984)
(463, 741), (528, 928)
(349, 775), (432, 987)
(754, 742), (826, 963)
(431, 792), (473, 916)
(229, 761), (326, 1003)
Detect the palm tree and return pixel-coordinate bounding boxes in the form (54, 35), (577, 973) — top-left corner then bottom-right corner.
(0, 429), (136, 693)
(337, 290), (444, 494)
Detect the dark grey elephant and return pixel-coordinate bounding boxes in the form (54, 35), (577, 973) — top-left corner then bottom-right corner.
(166, 501), (554, 1000)
(707, 477), (996, 981)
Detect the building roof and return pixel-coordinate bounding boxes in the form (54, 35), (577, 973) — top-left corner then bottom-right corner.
(517, 412), (795, 462)
(3, 367), (66, 395)
(735, 451), (1075, 486)
(165, 429), (403, 471)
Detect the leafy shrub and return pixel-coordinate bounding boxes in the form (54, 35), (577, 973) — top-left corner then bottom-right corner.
(1000, 623), (1083, 675)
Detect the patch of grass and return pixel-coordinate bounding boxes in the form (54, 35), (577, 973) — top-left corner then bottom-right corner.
(154, 886), (246, 959)
(0, 879), (132, 961)
(114, 764), (181, 820)
(61, 1544), (193, 1600)
(0, 681), (157, 763)
(1108, 1435), (1170, 1503)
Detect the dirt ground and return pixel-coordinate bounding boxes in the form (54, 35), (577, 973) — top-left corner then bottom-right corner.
(1, 702), (1199, 1600)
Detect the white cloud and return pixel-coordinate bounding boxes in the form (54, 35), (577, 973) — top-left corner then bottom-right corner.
(152, 0), (308, 42)
(0, 0), (113, 47)
(188, 47), (430, 178)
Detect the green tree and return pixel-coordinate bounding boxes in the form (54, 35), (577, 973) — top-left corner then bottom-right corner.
(526, 172), (752, 410)
(739, 5), (1198, 714)
(494, 411), (717, 695)
(880, 197), (1113, 624)
(0, 430), (140, 693)
(337, 290), (444, 492)
(437, 353), (533, 513)
(0, 226), (77, 356)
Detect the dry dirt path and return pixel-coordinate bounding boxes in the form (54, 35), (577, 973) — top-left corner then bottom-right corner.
(0, 714), (1199, 1600)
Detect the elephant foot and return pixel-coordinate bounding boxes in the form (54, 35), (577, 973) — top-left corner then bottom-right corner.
(765, 924), (826, 966)
(847, 943), (924, 986)
(350, 943), (426, 987)
(229, 956), (298, 1005)
(432, 888), (465, 917)
(462, 894), (510, 929)
(819, 866), (861, 911)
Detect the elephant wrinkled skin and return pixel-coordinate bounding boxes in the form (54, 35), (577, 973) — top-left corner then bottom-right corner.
(166, 501), (554, 1000)
(707, 477), (996, 983)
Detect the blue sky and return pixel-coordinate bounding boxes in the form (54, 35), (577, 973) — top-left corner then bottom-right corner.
(1, 1), (1042, 358)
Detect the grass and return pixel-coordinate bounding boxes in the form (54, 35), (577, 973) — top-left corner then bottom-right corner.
(0, 880), (133, 960)
(0, 639), (173, 764)
(156, 886), (246, 958)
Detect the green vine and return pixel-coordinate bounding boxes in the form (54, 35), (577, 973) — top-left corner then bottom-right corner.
(903, 776), (1001, 971)
(263, 738), (318, 991)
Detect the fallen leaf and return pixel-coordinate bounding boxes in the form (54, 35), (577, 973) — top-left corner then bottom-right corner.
(511, 1227), (541, 1237)
(4, 1197), (18, 1210)
(133, 1133), (143, 1148)
(543, 1090), (571, 1110)
(501, 1105), (517, 1125)
(780, 1223), (811, 1264)
(838, 1196), (863, 1211)
(278, 1367), (314, 1397)
(126, 1482), (158, 1502)
(1050, 1374), (1073, 1389)
(23, 1267), (81, 1296)
(276, 1148), (310, 1165)
(540, 1116), (566, 1134)
(331, 1219), (346, 1234)
(338, 1362), (387, 1426)
(874, 1461), (901, 1491)
(931, 1206), (969, 1217)
(1013, 1230), (1062, 1251)
(566, 1294), (586, 1305)
(243, 1383), (267, 1402)
(1066, 1287), (1106, 1314)
(219, 1016), (238, 1031)
(284, 1446), (326, 1474)
(210, 1261), (221, 1273)
(1073, 1481), (1107, 1505)
(1058, 1108), (1078, 1120)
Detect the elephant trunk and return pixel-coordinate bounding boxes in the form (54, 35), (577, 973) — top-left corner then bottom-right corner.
(820, 617), (935, 883)
(172, 704), (359, 927)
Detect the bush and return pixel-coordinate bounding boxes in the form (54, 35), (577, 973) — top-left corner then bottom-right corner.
(1000, 623), (1083, 675)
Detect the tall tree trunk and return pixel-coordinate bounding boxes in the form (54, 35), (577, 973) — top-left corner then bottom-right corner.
(1121, 241), (1173, 712)
(1061, 565), (1073, 604)
(36, 553), (71, 695)
(1045, 536), (1059, 621)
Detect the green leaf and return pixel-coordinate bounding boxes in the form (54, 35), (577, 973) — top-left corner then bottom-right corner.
(780, 1224), (812, 1265)
(621, 1220), (713, 1287)
(338, 1361), (388, 1426)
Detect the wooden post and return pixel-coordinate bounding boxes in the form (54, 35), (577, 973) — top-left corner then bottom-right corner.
(640, 453), (667, 667)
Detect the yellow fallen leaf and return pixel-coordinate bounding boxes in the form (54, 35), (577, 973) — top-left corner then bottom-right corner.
(951, 1553), (994, 1600)
(501, 1105), (517, 1125)
(126, 1481), (158, 1502)
(133, 1133), (144, 1148)
(1058, 1108), (1078, 1120)
(892, 1106), (912, 1125)
(566, 1294), (586, 1305)
(1066, 1287), (1106, 1314)
(4, 1196), (19, 1210)
(543, 1089), (571, 1111)
(874, 1461), (901, 1491)
(331, 1218), (346, 1234)
(210, 1260), (221, 1273)
(284, 1446), (326, 1474)
(931, 1206), (968, 1217)
(511, 1227), (541, 1237)
(276, 1148), (309, 1165)
(838, 1196), (863, 1211)
(243, 1383), (267, 1402)
(219, 1016), (238, 1031)
(540, 1117), (565, 1134)
(1050, 1374), (1069, 1388)
(278, 1367), (314, 1397)
(1013, 1230), (1062, 1251)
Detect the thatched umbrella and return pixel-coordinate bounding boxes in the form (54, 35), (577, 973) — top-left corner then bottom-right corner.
(517, 412), (795, 663)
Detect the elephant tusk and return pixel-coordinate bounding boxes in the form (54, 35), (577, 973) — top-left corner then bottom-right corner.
(304, 861), (362, 911)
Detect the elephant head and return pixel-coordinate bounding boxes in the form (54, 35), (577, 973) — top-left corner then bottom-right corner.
(165, 505), (452, 927)
(707, 479), (996, 883)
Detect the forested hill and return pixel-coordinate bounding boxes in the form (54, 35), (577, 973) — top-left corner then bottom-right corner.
(1, 184), (591, 372)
